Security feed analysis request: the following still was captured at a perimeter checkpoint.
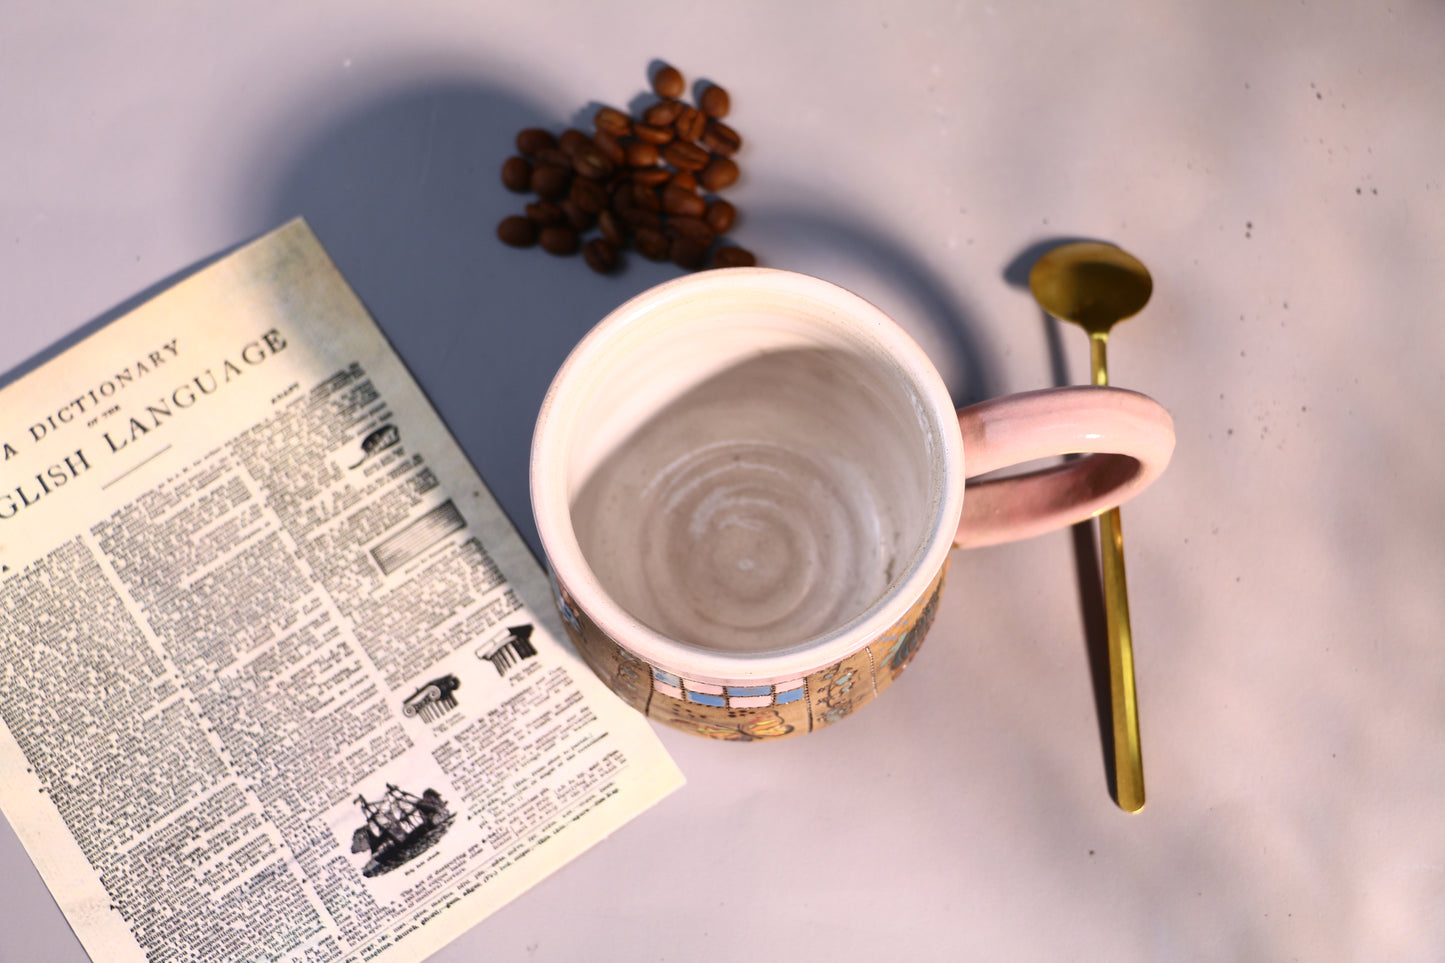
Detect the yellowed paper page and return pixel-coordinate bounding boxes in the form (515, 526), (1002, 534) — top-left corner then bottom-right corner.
(0, 219), (683, 963)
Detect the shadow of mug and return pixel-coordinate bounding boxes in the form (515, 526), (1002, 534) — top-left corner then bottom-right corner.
(249, 75), (684, 555)
(246, 71), (1006, 560)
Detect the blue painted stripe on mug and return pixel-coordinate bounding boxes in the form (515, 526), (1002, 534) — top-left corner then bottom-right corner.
(725, 685), (772, 697)
(653, 669), (681, 687)
(775, 687), (805, 705)
(685, 691), (727, 707)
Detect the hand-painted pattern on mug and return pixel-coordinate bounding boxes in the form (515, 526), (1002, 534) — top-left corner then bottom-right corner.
(672, 711), (795, 742)
(548, 561), (947, 740)
(549, 572), (653, 712)
(549, 570), (583, 636)
(812, 654), (872, 727)
(651, 669), (806, 709)
(875, 578), (944, 678)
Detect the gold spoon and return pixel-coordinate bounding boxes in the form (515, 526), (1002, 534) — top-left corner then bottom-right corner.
(1028, 241), (1153, 813)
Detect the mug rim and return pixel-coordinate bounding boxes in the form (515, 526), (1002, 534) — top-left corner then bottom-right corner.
(530, 267), (965, 684)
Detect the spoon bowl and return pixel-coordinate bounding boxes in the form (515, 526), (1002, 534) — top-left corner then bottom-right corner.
(1029, 242), (1153, 337)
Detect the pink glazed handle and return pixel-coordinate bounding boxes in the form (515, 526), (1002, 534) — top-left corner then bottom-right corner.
(954, 386), (1175, 549)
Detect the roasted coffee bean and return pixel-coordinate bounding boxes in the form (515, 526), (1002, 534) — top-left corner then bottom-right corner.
(653, 64), (685, 99)
(569, 176), (609, 215)
(534, 147), (572, 168)
(634, 227), (670, 261)
(674, 105), (705, 143)
(539, 225), (580, 256)
(594, 106), (632, 137)
(704, 198), (736, 234)
(699, 84), (730, 119)
(701, 120), (741, 156)
(625, 140), (660, 168)
(560, 198), (595, 232)
(663, 140), (709, 172)
(525, 200), (566, 227)
(662, 183), (706, 217)
(711, 245), (756, 268)
(632, 122), (674, 146)
(664, 215), (714, 242)
(559, 128), (592, 156)
(592, 129), (626, 166)
(621, 207), (662, 232)
(597, 209), (628, 247)
(609, 181), (637, 213)
(699, 156), (739, 191)
(530, 164), (571, 200)
(644, 99), (685, 126)
(669, 170), (699, 191)
(516, 128), (557, 155)
(497, 216), (537, 247)
(630, 181), (663, 212)
(670, 235), (710, 270)
(630, 166), (670, 187)
(572, 143), (614, 180)
(501, 156), (532, 192)
(583, 238), (621, 274)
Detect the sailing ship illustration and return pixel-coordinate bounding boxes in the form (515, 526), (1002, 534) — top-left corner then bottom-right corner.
(350, 784), (455, 877)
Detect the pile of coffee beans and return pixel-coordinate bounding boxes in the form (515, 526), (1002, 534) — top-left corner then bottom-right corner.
(497, 63), (757, 274)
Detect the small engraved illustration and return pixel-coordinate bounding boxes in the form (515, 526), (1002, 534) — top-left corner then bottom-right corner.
(481, 624), (537, 676)
(401, 674), (461, 723)
(350, 784), (455, 878)
(348, 423), (400, 468)
(371, 499), (465, 574)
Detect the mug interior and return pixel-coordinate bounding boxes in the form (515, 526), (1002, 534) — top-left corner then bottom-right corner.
(533, 269), (963, 683)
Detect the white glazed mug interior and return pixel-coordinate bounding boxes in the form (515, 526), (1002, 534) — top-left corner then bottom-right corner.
(531, 268), (965, 685)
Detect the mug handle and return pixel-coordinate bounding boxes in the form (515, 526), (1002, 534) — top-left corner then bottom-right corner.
(954, 386), (1175, 549)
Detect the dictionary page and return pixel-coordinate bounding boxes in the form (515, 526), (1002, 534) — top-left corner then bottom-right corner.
(0, 219), (683, 963)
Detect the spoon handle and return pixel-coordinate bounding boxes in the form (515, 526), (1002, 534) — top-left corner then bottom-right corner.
(1089, 332), (1145, 813)
(1100, 505), (1145, 812)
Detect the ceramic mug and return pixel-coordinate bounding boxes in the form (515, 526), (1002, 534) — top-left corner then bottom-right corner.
(531, 268), (1173, 741)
